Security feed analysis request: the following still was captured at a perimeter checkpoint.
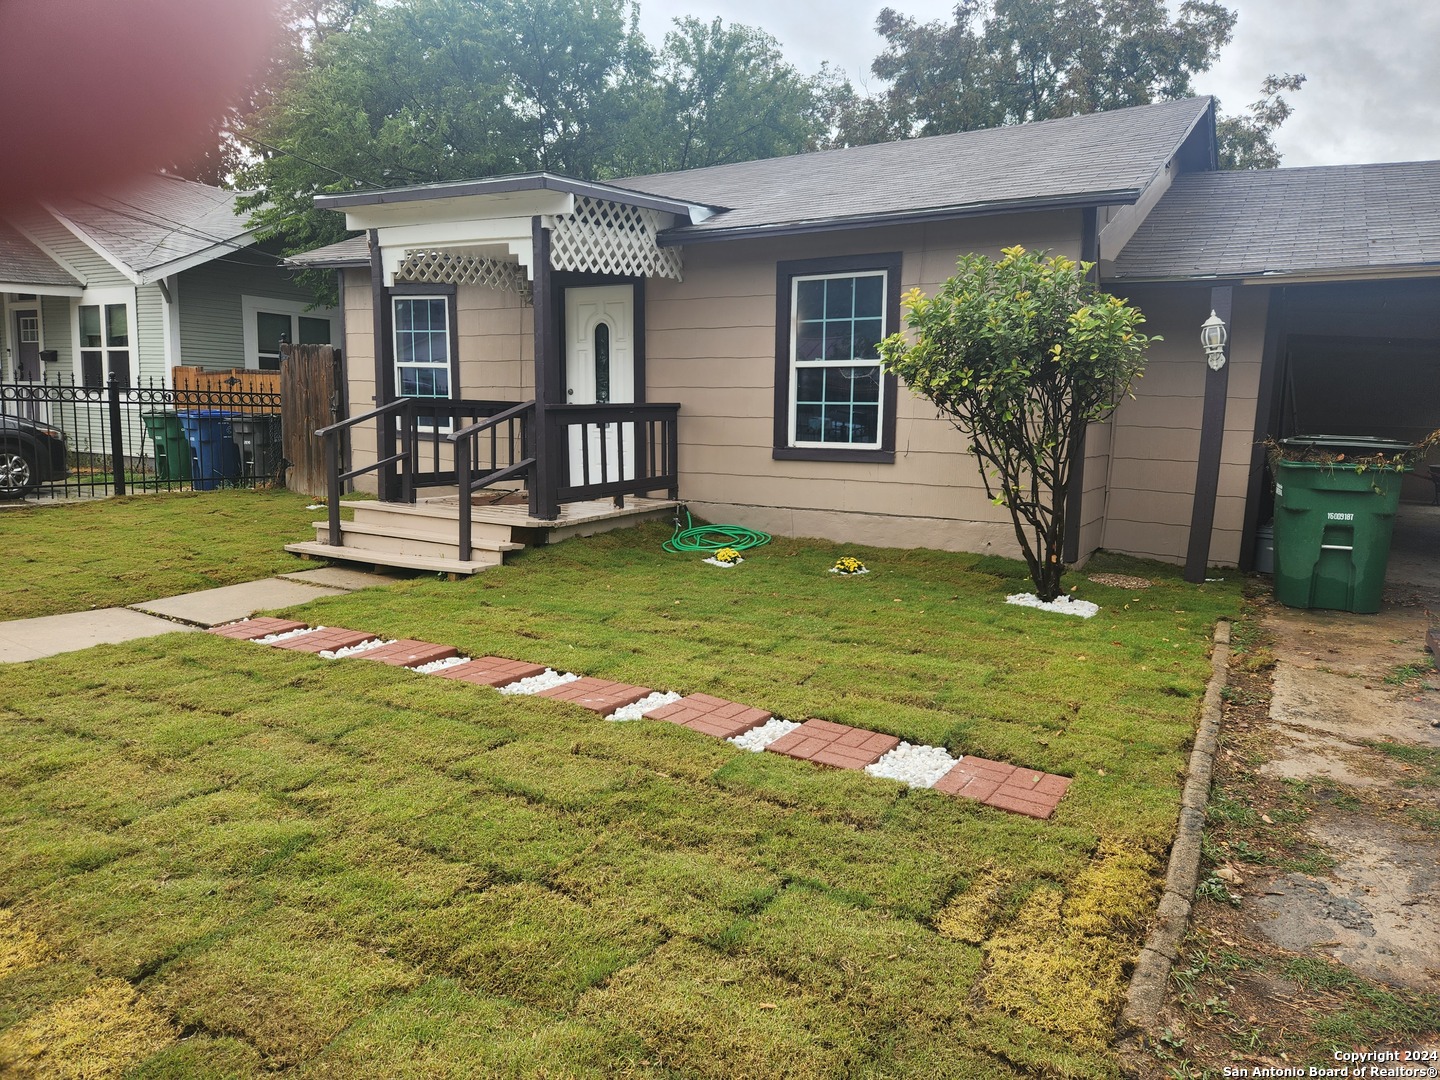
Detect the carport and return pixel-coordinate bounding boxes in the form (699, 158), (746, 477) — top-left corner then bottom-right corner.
(1104, 161), (1440, 581)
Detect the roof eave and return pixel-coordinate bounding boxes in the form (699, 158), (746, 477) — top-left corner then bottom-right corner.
(133, 230), (259, 284)
(1107, 262), (1440, 286)
(0, 280), (84, 296)
(286, 254), (370, 270)
(316, 172), (716, 220)
(656, 189), (1142, 247)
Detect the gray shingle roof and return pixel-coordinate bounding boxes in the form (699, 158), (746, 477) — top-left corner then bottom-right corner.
(48, 174), (255, 280)
(1110, 162), (1440, 280)
(0, 220), (81, 288)
(286, 235), (370, 269)
(613, 97), (1214, 240)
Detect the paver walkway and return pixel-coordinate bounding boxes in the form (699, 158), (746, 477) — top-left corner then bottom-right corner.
(208, 618), (1073, 819)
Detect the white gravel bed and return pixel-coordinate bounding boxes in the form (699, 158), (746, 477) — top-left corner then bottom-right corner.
(1005, 592), (1099, 618)
(728, 717), (801, 752)
(606, 690), (683, 721)
(864, 741), (960, 788)
(320, 637), (392, 659)
(498, 669), (580, 695)
(702, 556), (743, 568)
(253, 626), (322, 645)
(411, 655), (471, 674)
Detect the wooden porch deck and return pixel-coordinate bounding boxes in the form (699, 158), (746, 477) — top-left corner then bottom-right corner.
(286, 494), (679, 576)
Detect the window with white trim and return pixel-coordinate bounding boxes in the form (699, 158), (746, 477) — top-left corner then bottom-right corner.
(393, 295), (451, 399)
(774, 253), (900, 462)
(242, 295), (336, 370)
(74, 290), (135, 388)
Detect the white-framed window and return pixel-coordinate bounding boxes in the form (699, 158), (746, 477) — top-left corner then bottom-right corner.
(241, 295), (336, 371)
(788, 271), (887, 449)
(73, 288), (136, 388)
(392, 294), (453, 400)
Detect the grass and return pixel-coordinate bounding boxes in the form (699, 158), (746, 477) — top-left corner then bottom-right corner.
(0, 506), (1242, 1075)
(0, 490), (324, 620)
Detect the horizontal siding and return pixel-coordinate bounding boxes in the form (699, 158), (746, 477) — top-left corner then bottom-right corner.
(12, 212), (130, 288)
(136, 284), (166, 382)
(646, 211), (1085, 557)
(1101, 284), (1268, 567)
(40, 295), (72, 370)
(177, 256), (320, 370)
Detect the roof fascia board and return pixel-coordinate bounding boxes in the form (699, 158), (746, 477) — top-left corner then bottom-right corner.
(42, 204), (146, 284)
(286, 255), (370, 270)
(6, 218), (90, 287)
(134, 229), (258, 284)
(338, 189), (574, 231)
(318, 172), (711, 221)
(1106, 264), (1440, 287)
(656, 189), (1141, 247)
(0, 281), (84, 296)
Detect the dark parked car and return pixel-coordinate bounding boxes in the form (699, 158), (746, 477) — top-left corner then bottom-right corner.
(0, 414), (69, 499)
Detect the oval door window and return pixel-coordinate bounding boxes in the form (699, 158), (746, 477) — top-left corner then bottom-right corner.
(594, 322), (610, 404)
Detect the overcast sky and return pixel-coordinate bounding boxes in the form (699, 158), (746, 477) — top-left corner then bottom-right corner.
(638, 0), (1440, 168)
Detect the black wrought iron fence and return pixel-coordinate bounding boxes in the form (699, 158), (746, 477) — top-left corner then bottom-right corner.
(1, 374), (283, 500)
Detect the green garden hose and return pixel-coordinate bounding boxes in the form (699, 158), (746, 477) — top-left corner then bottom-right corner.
(663, 507), (771, 555)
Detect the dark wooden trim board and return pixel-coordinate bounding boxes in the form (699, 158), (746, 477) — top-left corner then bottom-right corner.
(1238, 286), (1287, 572)
(1184, 285), (1235, 583)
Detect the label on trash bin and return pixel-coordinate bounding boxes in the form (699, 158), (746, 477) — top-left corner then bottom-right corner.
(1326, 512), (1354, 521)
(1275, 484), (1283, 497)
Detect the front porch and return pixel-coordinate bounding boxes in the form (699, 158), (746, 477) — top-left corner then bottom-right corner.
(289, 173), (707, 573)
(287, 491), (680, 575)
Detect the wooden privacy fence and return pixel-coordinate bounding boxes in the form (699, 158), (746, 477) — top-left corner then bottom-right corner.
(172, 366), (280, 411)
(280, 344), (342, 497)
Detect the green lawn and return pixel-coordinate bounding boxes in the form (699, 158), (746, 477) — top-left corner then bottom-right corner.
(0, 490), (323, 620)
(0, 511), (1240, 1077)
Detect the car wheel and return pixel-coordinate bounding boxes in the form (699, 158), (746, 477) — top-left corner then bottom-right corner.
(0, 445), (37, 500)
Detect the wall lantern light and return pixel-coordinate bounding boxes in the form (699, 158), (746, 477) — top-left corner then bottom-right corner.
(1200, 309), (1228, 370)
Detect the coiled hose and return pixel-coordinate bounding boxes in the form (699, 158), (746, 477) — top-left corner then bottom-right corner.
(662, 507), (771, 555)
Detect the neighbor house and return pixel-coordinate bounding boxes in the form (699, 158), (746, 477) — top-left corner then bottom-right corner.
(284, 97), (1440, 576)
(1, 173), (337, 387)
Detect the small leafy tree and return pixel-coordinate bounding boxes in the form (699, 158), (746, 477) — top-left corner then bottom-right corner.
(879, 247), (1153, 601)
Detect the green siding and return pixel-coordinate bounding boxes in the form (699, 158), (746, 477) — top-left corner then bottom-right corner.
(177, 256), (320, 370)
(40, 295), (71, 371)
(136, 284), (167, 382)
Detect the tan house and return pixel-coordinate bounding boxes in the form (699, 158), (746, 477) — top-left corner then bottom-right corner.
(285, 97), (1440, 577)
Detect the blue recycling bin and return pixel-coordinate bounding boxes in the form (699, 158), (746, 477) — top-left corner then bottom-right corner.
(177, 409), (241, 490)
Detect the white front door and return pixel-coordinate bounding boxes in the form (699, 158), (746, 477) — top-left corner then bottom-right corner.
(564, 285), (635, 488)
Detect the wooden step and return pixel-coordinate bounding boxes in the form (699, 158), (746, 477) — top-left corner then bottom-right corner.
(285, 540), (502, 576)
(309, 519), (523, 553)
(348, 502), (515, 545)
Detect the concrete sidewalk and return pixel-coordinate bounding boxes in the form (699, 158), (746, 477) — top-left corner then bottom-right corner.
(0, 565), (396, 664)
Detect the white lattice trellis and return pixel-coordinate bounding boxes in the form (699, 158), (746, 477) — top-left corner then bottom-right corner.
(395, 251), (533, 301)
(549, 197), (684, 281)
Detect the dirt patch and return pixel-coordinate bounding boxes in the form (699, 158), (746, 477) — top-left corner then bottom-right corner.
(1133, 589), (1440, 1075)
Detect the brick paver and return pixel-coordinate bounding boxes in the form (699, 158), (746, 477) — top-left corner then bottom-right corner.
(765, 718), (900, 770)
(431, 656), (548, 688)
(536, 677), (654, 714)
(207, 617), (309, 641)
(648, 693), (772, 739)
(266, 627), (376, 654)
(351, 639), (458, 668)
(934, 756), (1070, 819)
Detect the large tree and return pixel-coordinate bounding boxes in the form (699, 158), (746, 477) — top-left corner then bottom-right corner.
(830, 0), (1301, 168)
(234, 0), (832, 274)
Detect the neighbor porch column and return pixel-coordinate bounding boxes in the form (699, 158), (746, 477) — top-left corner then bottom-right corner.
(529, 216), (561, 520)
(369, 229), (399, 502)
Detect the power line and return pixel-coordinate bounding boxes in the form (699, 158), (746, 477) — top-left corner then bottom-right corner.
(232, 132), (382, 189)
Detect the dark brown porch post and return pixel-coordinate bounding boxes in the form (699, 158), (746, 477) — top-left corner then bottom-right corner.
(1184, 285), (1235, 583)
(1063, 207), (1101, 565)
(369, 229), (399, 502)
(530, 217), (561, 520)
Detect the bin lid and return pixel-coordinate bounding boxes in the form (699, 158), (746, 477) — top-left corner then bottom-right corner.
(1281, 435), (1414, 456)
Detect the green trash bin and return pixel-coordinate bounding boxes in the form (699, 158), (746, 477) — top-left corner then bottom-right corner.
(1272, 436), (1413, 614)
(140, 412), (192, 482)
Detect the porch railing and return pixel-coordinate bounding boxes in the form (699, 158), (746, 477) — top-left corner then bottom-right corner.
(316, 397), (680, 558)
(553, 403), (680, 504)
(315, 397), (527, 546)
